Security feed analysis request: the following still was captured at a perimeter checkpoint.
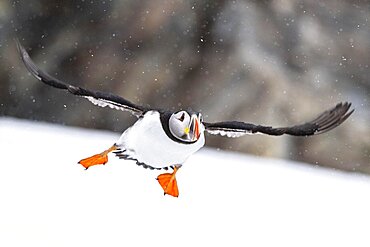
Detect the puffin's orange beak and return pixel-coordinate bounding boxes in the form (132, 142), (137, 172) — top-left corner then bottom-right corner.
(190, 115), (201, 141)
(194, 117), (200, 140)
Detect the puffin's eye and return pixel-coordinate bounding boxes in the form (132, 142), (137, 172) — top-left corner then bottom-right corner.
(179, 113), (185, 122)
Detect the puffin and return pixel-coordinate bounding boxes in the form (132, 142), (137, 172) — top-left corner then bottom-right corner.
(17, 41), (354, 197)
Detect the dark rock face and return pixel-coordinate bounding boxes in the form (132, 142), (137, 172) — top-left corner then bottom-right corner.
(2, 0), (369, 173)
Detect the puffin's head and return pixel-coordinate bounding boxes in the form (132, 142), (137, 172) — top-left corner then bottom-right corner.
(169, 111), (203, 143)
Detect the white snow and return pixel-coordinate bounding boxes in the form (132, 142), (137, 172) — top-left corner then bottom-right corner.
(0, 117), (369, 247)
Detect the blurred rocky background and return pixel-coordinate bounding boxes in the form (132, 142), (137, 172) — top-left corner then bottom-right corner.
(0, 0), (369, 173)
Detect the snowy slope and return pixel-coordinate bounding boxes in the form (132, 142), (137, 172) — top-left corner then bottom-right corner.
(0, 117), (369, 247)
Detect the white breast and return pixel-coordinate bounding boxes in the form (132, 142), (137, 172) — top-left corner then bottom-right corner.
(116, 111), (205, 168)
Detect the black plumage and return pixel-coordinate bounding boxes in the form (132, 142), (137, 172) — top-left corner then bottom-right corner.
(17, 40), (147, 117)
(204, 102), (353, 137)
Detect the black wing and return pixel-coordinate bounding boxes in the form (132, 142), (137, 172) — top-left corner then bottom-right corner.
(204, 102), (354, 137)
(17, 40), (148, 117)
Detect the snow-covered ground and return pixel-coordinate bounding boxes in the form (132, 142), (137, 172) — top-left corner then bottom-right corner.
(0, 117), (369, 247)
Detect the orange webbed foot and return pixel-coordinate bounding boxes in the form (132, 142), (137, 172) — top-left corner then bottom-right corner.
(78, 145), (117, 170)
(156, 167), (180, 197)
(78, 153), (108, 169)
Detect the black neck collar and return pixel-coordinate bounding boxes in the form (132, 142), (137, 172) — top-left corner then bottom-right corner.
(159, 110), (197, 145)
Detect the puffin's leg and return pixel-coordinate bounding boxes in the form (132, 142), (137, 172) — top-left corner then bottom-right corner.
(78, 144), (117, 170)
(156, 166), (181, 197)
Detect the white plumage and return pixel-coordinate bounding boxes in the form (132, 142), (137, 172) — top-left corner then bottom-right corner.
(205, 129), (250, 138)
(116, 111), (205, 169)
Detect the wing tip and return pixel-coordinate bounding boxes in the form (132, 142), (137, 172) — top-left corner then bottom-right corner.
(15, 38), (23, 54)
(16, 39), (44, 81)
(315, 101), (354, 134)
(15, 38), (30, 64)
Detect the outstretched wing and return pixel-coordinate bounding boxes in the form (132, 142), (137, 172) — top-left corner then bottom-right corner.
(204, 102), (354, 137)
(17, 40), (148, 117)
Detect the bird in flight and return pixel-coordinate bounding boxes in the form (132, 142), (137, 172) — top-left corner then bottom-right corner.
(17, 40), (354, 197)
